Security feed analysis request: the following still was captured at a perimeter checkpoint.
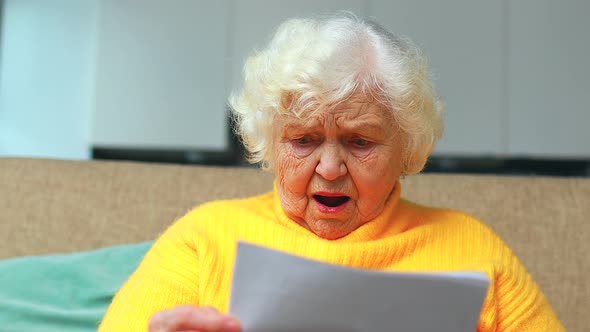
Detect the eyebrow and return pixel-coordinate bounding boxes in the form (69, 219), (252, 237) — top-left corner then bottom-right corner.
(340, 121), (385, 132)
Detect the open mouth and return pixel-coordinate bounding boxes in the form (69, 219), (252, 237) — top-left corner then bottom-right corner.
(313, 195), (350, 207)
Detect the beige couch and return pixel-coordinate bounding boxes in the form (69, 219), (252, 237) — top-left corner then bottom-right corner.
(1, 157), (588, 331)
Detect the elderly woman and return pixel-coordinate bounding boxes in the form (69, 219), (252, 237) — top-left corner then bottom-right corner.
(99, 14), (563, 331)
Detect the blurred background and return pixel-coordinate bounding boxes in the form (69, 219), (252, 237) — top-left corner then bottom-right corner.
(1, 0), (588, 176)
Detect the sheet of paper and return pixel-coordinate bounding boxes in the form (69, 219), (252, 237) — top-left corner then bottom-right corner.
(229, 241), (489, 332)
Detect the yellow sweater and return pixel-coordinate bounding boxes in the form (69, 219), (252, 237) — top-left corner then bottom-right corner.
(99, 182), (563, 331)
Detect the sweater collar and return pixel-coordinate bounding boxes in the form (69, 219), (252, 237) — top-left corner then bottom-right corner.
(272, 180), (405, 243)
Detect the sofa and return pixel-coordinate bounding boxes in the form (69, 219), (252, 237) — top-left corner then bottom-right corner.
(0, 157), (588, 331)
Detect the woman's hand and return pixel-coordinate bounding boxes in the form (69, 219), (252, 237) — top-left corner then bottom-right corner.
(148, 305), (242, 332)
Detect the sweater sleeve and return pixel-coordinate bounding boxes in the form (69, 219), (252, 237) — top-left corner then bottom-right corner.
(493, 264), (565, 332)
(475, 242), (565, 332)
(441, 213), (566, 332)
(98, 210), (202, 331)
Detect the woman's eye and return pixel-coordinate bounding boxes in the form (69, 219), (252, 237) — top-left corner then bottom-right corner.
(295, 136), (313, 145)
(352, 138), (369, 147)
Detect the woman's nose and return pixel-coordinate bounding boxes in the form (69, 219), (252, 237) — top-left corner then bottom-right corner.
(315, 143), (347, 181)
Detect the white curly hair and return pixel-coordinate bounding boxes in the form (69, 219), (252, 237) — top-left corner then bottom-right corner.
(229, 13), (444, 175)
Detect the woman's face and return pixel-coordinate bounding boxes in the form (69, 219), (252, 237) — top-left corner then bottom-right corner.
(273, 94), (403, 240)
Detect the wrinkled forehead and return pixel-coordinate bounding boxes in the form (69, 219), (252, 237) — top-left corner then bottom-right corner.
(274, 94), (395, 131)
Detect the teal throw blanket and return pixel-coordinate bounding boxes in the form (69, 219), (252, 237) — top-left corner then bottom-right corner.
(0, 242), (152, 332)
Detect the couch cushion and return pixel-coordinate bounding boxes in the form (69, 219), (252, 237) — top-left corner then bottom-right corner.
(1, 157), (589, 331)
(0, 158), (274, 258)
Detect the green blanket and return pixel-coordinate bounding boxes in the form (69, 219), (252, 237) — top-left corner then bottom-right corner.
(0, 242), (152, 332)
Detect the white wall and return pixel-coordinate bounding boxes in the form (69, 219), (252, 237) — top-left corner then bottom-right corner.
(1, 1), (589, 160)
(507, 0), (590, 158)
(0, 0), (97, 159)
(92, 0), (230, 150)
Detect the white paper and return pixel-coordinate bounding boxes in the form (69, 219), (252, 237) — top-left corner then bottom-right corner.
(229, 241), (489, 332)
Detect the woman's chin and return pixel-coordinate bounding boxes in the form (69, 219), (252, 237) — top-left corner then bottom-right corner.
(306, 218), (358, 240)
